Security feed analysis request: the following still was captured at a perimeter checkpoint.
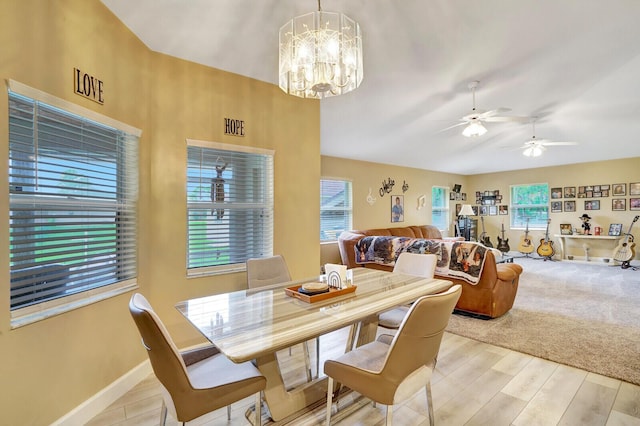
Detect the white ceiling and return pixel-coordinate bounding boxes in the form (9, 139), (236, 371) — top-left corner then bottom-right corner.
(102, 0), (640, 175)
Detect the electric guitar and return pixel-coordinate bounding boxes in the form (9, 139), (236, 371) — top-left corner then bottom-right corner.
(613, 215), (639, 262)
(479, 216), (493, 248)
(497, 223), (510, 253)
(536, 218), (555, 258)
(518, 218), (534, 254)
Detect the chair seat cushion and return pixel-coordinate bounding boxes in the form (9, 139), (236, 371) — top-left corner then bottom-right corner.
(378, 306), (409, 329)
(187, 353), (264, 391)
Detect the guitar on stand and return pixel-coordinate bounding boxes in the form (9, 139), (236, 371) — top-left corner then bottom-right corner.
(536, 218), (555, 260)
(479, 216), (493, 248)
(518, 218), (534, 256)
(613, 215), (639, 269)
(497, 223), (510, 253)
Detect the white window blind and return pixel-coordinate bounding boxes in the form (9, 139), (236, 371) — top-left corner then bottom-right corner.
(320, 179), (352, 242)
(8, 90), (139, 311)
(431, 186), (449, 231)
(186, 141), (274, 271)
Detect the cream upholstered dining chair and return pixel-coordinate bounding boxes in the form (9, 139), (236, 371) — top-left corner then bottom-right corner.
(246, 255), (318, 381)
(129, 293), (266, 426)
(377, 252), (438, 329)
(324, 284), (461, 426)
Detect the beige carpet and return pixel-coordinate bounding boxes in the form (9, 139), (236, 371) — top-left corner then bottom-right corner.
(446, 256), (640, 385)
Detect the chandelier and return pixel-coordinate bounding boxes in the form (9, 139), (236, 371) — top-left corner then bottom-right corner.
(279, 1), (363, 99)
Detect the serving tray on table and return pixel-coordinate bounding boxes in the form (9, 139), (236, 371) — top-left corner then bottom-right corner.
(284, 284), (356, 303)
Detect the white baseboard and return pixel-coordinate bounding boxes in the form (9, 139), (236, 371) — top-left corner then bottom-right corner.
(51, 360), (151, 426)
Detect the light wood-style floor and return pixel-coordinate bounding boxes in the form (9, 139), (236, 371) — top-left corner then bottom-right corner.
(87, 326), (640, 426)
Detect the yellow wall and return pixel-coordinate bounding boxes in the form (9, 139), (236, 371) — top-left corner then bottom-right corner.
(320, 156), (466, 264)
(468, 158), (640, 259)
(0, 1), (320, 424)
(321, 156), (640, 261)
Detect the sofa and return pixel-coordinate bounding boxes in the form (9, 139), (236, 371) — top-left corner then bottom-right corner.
(338, 225), (523, 318)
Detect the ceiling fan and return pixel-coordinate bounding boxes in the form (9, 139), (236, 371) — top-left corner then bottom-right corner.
(441, 80), (528, 137)
(518, 118), (578, 157)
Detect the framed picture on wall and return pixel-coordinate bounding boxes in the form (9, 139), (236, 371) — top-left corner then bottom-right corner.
(612, 199), (626, 211)
(551, 201), (562, 213)
(585, 200), (600, 210)
(499, 205), (508, 215)
(564, 200), (576, 212)
(630, 183), (640, 196)
(391, 195), (404, 222)
(489, 205), (498, 215)
(631, 198), (640, 211)
(613, 183), (626, 196)
(551, 187), (562, 199)
(563, 187), (576, 198)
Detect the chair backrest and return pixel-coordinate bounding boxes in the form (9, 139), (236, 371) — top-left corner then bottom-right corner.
(246, 255), (291, 288)
(393, 252), (437, 278)
(128, 293), (193, 420)
(381, 285), (461, 390)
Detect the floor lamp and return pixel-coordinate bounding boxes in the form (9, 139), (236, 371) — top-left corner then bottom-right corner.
(458, 204), (475, 241)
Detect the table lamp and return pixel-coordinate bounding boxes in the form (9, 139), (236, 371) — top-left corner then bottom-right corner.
(458, 204), (475, 241)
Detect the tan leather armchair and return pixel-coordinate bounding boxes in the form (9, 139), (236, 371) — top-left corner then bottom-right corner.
(129, 293), (266, 425)
(324, 285), (462, 425)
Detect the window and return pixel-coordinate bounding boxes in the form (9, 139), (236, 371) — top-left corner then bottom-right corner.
(186, 140), (273, 274)
(320, 179), (352, 242)
(510, 183), (549, 229)
(8, 81), (139, 321)
(431, 186), (449, 231)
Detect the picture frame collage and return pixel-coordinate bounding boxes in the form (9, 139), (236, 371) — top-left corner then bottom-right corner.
(474, 190), (508, 216)
(551, 182), (640, 212)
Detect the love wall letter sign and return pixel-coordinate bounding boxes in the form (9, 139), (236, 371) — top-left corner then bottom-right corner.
(74, 68), (104, 105)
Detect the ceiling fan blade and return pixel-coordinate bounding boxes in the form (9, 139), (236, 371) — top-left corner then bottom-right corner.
(437, 121), (467, 133)
(541, 141), (579, 146)
(484, 115), (530, 123)
(479, 107), (511, 118)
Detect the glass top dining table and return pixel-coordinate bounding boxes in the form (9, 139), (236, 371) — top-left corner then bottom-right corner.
(175, 267), (453, 421)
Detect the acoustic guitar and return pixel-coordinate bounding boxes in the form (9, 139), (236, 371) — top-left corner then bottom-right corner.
(518, 218), (534, 254)
(613, 215), (639, 263)
(536, 218), (555, 258)
(497, 222), (510, 253)
(479, 216), (493, 248)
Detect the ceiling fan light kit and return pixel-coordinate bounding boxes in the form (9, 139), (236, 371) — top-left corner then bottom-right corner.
(449, 80), (529, 138)
(462, 121), (488, 137)
(278, 0), (363, 99)
(519, 118), (579, 157)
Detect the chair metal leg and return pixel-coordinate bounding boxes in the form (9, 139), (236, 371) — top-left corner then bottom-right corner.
(425, 382), (434, 426)
(325, 377), (334, 426)
(385, 404), (393, 426)
(227, 405), (231, 421)
(254, 391), (262, 426)
(159, 400), (168, 426)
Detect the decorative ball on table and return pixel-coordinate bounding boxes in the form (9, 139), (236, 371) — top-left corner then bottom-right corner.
(580, 214), (592, 235)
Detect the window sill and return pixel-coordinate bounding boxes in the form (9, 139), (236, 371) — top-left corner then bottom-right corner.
(10, 281), (138, 329)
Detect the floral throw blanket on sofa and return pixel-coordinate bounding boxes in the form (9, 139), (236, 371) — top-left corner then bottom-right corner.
(354, 236), (489, 284)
